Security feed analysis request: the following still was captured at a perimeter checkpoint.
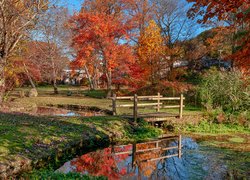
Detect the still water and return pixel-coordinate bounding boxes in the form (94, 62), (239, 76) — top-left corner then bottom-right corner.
(57, 137), (250, 179)
(34, 106), (105, 117)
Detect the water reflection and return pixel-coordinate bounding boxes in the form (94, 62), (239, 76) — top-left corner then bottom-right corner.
(57, 136), (182, 179)
(57, 137), (250, 179)
(34, 107), (104, 117)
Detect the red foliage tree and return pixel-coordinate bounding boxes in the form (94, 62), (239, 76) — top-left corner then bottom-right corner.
(70, 0), (136, 97)
(187, 0), (250, 72)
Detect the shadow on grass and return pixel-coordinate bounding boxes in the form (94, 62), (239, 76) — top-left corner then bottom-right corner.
(0, 113), (113, 162)
(0, 112), (163, 178)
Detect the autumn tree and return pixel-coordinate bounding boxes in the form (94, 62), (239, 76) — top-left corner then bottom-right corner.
(70, 0), (135, 97)
(154, 0), (199, 48)
(138, 20), (165, 84)
(4, 53), (41, 95)
(206, 27), (233, 59)
(183, 27), (234, 69)
(34, 6), (70, 94)
(0, 0), (49, 103)
(153, 0), (200, 73)
(126, 0), (154, 43)
(187, 0), (250, 70)
(24, 41), (68, 86)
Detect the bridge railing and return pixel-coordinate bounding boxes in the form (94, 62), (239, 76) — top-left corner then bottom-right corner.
(113, 135), (182, 160)
(110, 93), (185, 121)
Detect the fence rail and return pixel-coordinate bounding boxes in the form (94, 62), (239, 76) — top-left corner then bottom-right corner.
(113, 135), (182, 160)
(111, 93), (185, 121)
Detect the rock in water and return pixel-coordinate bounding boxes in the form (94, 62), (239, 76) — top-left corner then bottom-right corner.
(28, 88), (38, 97)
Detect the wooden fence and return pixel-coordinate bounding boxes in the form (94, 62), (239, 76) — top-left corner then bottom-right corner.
(113, 135), (182, 160)
(110, 93), (185, 121)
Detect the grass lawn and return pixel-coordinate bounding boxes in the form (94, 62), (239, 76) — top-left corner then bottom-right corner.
(2, 85), (249, 178)
(1, 85), (202, 178)
(10, 86), (202, 116)
(0, 113), (162, 178)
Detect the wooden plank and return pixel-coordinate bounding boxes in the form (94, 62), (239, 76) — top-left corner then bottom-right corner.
(133, 94), (138, 121)
(179, 94), (184, 119)
(146, 154), (180, 162)
(116, 96), (134, 100)
(137, 103), (162, 107)
(161, 105), (185, 109)
(151, 97), (185, 100)
(115, 151), (132, 155)
(136, 147), (161, 153)
(116, 103), (163, 108)
(138, 95), (163, 99)
(146, 119), (178, 122)
(116, 104), (134, 107)
(157, 92), (161, 112)
(162, 146), (178, 151)
(178, 135), (182, 158)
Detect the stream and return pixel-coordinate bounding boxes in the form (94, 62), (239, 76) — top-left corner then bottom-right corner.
(32, 106), (106, 117)
(56, 136), (250, 179)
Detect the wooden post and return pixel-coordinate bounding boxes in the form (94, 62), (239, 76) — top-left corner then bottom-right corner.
(178, 135), (182, 158)
(132, 143), (136, 168)
(179, 94), (184, 118)
(112, 93), (117, 115)
(133, 94), (138, 121)
(157, 92), (160, 112)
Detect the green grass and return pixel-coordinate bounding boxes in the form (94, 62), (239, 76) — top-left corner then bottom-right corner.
(0, 113), (162, 177)
(25, 169), (106, 180)
(182, 120), (250, 134)
(10, 86), (202, 116)
(83, 90), (107, 99)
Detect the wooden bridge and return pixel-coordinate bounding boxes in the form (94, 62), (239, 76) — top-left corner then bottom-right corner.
(113, 135), (182, 161)
(110, 93), (185, 122)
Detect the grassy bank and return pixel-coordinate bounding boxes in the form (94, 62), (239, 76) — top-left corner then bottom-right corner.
(9, 86), (202, 116)
(0, 113), (162, 178)
(163, 119), (250, 152)
(181, 120), (250, 134)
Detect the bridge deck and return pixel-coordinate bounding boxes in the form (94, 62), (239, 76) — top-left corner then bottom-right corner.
(122, 112), (180, 122)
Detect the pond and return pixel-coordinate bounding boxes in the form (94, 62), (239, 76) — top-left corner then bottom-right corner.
(56, 136), (250, 179)
(32, 106), (106, 117)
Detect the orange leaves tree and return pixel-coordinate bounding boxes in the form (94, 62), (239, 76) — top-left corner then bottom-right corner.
(70, 0), (135, 97)
(187, 0), (250, 71)
(137, 20), (166, 85)
(0, 0), (49, 103)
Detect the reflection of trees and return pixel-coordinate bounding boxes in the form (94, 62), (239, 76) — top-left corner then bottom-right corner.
(135, 142), (161, 178)
(71, 137), (182, 179)
(70, 137), (248, 179)
(71, 145), (132, 179)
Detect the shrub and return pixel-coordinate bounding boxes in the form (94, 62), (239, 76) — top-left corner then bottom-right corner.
(197, 68), (249, 113)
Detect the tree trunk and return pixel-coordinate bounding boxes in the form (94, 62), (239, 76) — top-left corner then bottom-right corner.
(84, 65), (95, 90)
(0, 77), (5, 105)
(106, 71), (112, 98)
(23, 63), (37, 89)
(0, 57), (6, 104)
(53, 81), (58, 94)
(51, 58), (58, 94)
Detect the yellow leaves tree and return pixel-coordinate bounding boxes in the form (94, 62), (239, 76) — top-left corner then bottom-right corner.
(0, 0), (49, 103)
(138, 20), (165, 84)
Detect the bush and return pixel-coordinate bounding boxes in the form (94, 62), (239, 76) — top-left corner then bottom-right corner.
(197, 68), (249, 113)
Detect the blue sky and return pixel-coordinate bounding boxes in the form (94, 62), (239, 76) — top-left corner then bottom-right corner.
(60, 0), (84, 13)
(60, 0), (208, 36)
